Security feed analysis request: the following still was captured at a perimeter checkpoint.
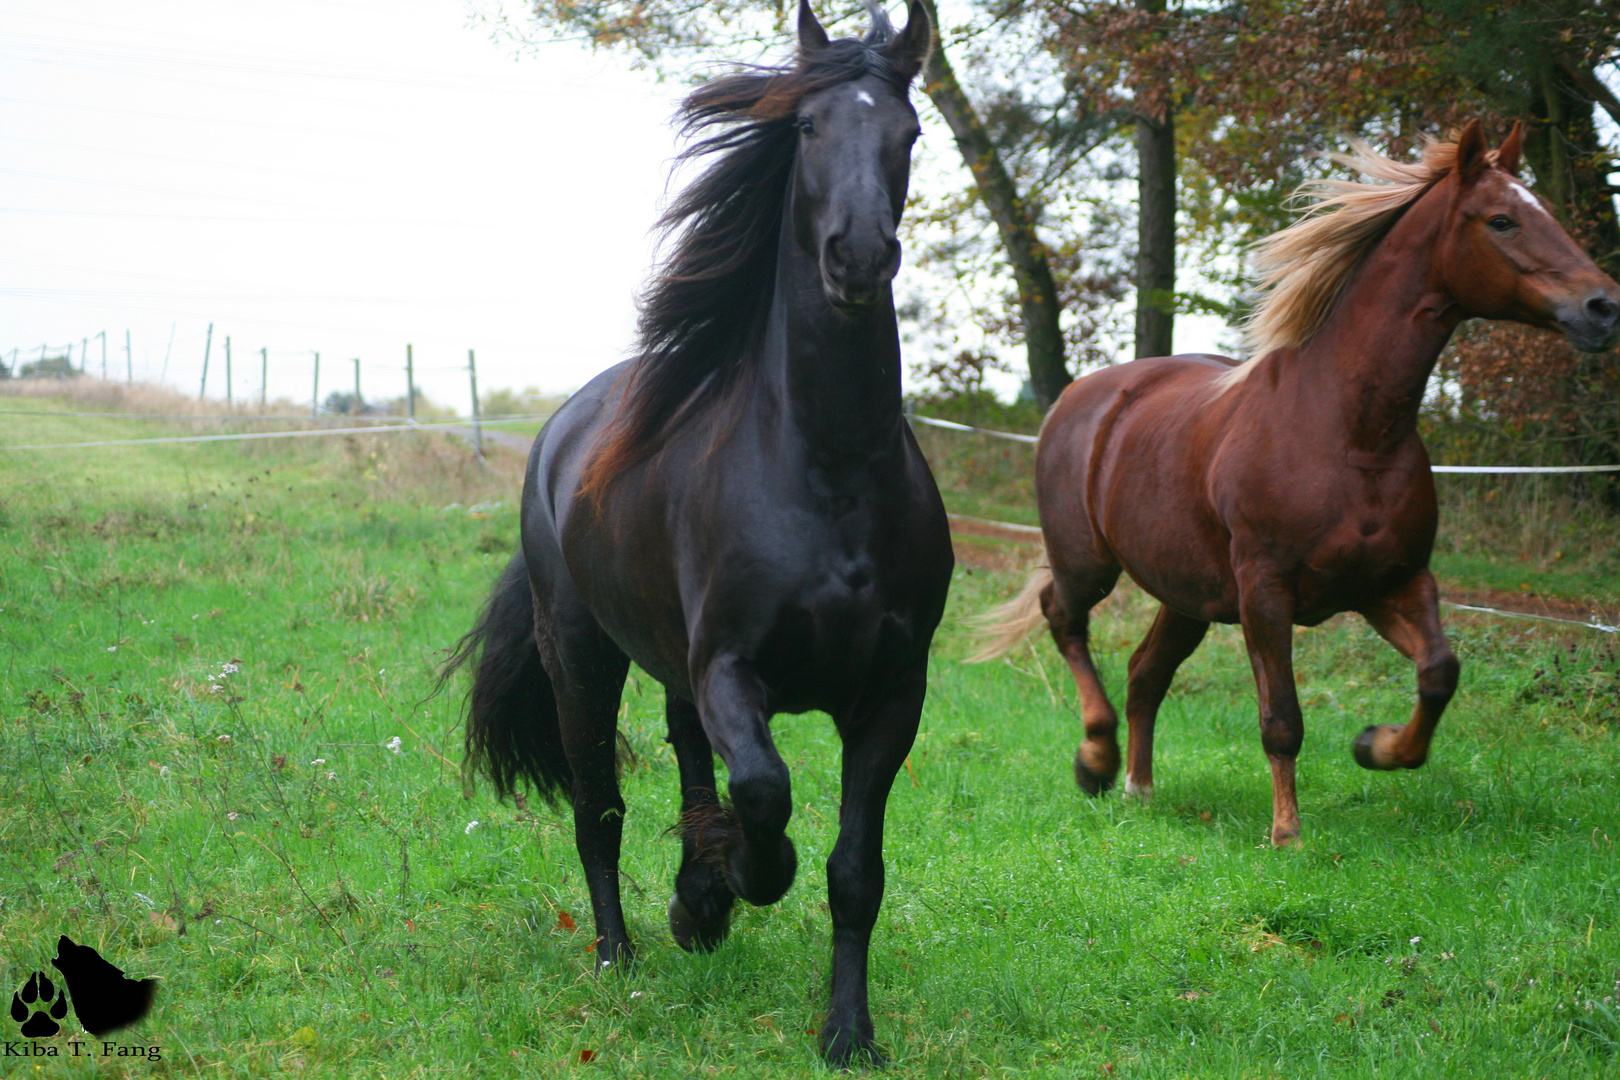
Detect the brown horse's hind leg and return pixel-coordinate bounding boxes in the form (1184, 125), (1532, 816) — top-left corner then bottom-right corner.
(1122, 605), (1209, 799)
(1355, 570), (1459, 770)
(1044, 566), (1123, 795)
(1235, 570), (1304, 846)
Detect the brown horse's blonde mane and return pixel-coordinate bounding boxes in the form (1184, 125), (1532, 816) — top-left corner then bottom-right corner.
(1242, 135), (1480, 360)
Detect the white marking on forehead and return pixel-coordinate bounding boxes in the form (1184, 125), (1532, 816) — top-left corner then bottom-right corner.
(856, 90), (875, 107)
(1506, 179), (1549, 216)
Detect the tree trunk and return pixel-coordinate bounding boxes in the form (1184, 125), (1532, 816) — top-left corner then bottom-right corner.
(1133, 0), (1175, 359)
(1135, 104), (1176, 358)
(917, 0), (1069, 408)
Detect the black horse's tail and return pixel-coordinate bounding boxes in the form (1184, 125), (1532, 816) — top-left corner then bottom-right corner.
(444, 551), (571, 803)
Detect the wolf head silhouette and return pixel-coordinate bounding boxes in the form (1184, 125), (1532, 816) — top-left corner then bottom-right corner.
(49, 935), (155, 1036)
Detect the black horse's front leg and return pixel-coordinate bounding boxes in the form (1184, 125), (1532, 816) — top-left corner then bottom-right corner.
(821, 672), (925, 1068)
(696, 655), (798, 907)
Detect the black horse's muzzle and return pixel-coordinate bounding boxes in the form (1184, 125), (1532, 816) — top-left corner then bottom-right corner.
(821, 229), (901, 311)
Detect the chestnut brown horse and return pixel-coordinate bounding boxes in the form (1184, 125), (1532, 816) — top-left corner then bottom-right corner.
(977, 121), (1619, 846)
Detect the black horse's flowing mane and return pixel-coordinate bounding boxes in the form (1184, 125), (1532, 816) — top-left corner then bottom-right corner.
(580, 19), (911, 499)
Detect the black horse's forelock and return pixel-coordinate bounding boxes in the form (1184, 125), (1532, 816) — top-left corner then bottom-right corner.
(579, 36), (913, 500)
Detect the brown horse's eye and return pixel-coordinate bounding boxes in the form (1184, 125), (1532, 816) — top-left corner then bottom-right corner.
(795, 115), (816, 137)
(1488, 214), (1516, 232)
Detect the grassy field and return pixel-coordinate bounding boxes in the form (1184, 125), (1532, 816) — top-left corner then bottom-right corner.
(2, 384), (1619, 1078)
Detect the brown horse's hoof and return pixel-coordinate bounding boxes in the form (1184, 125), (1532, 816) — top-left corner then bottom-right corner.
(1270, 821), (1301, 847)
(668, 894), (730, 953)
(1073, 746), (1116, 797)
(1352, 724), (1415, 770)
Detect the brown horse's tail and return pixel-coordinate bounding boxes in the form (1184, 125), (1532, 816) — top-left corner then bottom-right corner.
(968, 558), (1053, 662)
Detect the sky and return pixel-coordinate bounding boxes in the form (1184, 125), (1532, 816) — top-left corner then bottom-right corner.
(0, 0), (679, 411)
(1, 0), (1230, 412)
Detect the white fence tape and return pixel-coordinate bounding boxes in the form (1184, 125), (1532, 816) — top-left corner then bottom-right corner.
(910, 414), (1620, 474)
(0, 415), (551, 451)
(947, 512), (1043, 536)
(1441, 601), (1617, 634)
(911, 414), (1039, 444)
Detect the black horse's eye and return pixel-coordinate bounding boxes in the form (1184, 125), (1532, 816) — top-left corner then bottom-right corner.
(795, 115), (815, 136)
(1488, 214), (1516, 232)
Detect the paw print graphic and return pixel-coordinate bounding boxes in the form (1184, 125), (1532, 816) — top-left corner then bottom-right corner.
(10, 971), (69, 1038)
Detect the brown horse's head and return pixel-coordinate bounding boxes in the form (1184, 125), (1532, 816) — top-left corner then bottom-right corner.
(1437, 119), (1620, 351)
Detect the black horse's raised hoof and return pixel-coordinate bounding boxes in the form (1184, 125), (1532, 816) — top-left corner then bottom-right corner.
(1073, 746), (1116, 796)
(1352, 724), (1414, 771)
(726, 834), (798, 907)
(668, 893), (732, 953)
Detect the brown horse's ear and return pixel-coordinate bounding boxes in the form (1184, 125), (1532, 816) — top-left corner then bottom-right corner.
(884, 0), (933, 82)
(798, 0), (830, 53)
(1496, 120), (1524, 175)
(1456, 118), (1488, 183)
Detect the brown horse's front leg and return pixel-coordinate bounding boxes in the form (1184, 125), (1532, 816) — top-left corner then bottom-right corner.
(1236, 572), (1304, 846)
(1355, 570), (1459, 770)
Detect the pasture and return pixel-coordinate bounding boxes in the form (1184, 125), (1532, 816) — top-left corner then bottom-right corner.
(2, 390), (1619, 1077)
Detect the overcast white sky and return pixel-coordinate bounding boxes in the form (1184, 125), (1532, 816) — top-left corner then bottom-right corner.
(0, 0), (682, 411)
(2, 0), (1237, 412)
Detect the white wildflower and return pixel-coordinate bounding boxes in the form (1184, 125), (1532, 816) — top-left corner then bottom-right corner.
(107, 645), (117, 652)
(325, 771), (336, 781)
(465, 820), (479, 835)
(1409, 936), (1422, 945)
(311, 758), (326, 766)
(386, 736), (403, 755)
(227, 812), (239, 821)
(221, 661), (240, 675)
(217, 734), (231, 743)
(159, 766), (170, 778)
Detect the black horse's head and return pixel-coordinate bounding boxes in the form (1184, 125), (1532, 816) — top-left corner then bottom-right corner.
(790, 0), (931, 310)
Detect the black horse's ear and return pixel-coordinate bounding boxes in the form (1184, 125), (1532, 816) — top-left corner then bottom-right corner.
(798, 0), (830, 53)
(1496, 120), (1524, 176)
(1456, 118), (1488, 183)
(884, 0), (933, 81)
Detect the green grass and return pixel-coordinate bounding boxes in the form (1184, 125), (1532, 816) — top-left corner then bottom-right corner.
(2, 388), (1619, 1077)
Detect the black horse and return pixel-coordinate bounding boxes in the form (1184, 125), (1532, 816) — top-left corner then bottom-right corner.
(449, 1), (949, 1065)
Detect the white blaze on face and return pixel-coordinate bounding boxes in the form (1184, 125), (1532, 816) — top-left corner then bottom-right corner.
(1505, 179), (1550, 218)
(856, 89), (875, 107)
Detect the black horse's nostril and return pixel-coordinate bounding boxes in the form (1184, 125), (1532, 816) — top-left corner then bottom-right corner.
(1585, 294), (1619, 324)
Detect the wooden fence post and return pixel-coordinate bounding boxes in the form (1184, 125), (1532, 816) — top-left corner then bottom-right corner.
(406, 344), (415, 421)
(468, 348), (483, 458)
(199, 323), (213, 400)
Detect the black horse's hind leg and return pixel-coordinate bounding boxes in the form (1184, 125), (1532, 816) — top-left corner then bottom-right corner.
(820, 671), (925, 1068)
(542, 602), (634, 968)
(665, 690), (736, 951)
(696, 655), (796, 907)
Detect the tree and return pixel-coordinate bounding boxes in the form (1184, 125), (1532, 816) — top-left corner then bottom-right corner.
(489, 0), (1089, 407)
